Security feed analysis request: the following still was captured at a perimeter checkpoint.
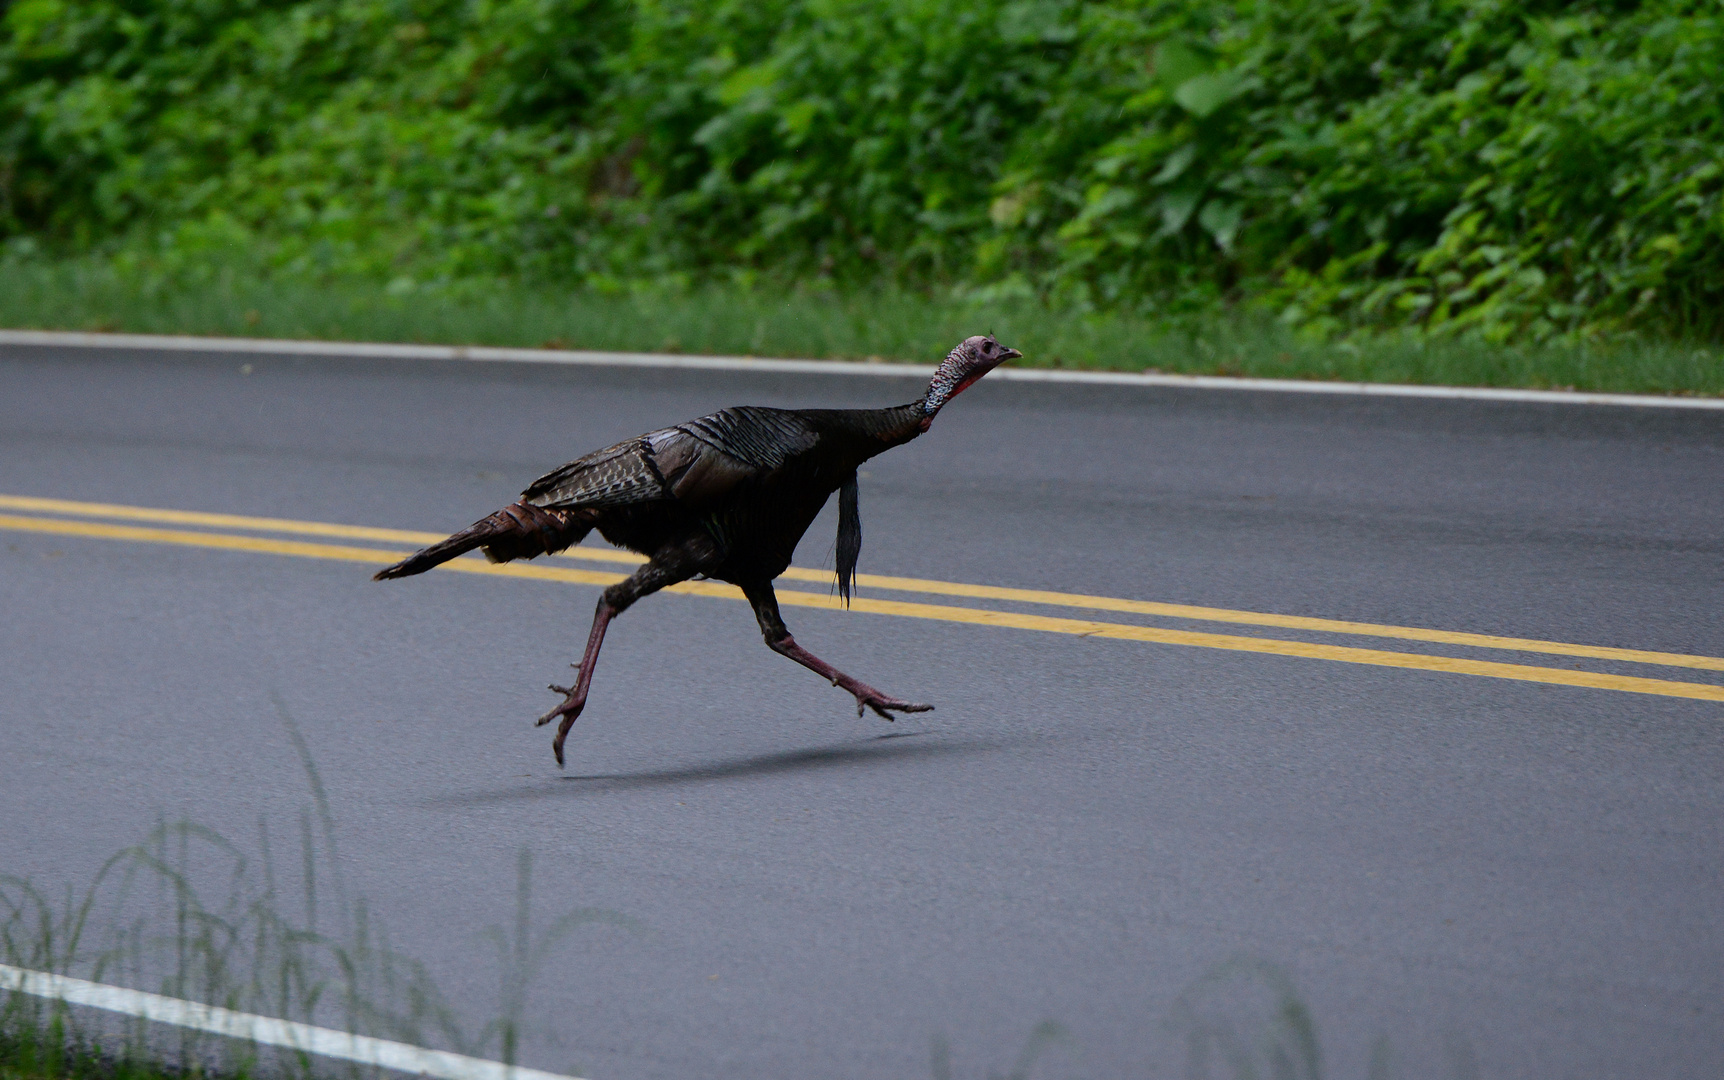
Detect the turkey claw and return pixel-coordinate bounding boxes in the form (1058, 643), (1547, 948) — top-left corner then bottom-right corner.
(536, 685), (581, 725)
(855, 694), (934, 721)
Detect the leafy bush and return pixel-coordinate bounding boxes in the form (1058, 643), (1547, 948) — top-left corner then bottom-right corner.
(2, 0), (1720, 341)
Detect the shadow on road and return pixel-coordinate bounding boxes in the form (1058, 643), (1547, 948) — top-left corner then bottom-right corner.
(429, 732), (995, 805)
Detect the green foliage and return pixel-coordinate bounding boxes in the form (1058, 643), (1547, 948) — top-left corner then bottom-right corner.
(980, 0), (1724, 340)
(2, 0), (1720, 342)
(0, 0), (625, 276)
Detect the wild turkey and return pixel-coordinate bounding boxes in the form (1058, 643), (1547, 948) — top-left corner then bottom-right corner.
(375, 335), (1021, 764)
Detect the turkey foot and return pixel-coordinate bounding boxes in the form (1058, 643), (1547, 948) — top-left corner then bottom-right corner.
(768, 633), (933, 720)
(535, 683), (589, 767)
(534, 598), (621, 767)
(845, 681), (935, 721)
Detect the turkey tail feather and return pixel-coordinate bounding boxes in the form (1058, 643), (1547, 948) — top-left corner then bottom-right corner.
(836, 471), (861, 606)
(373, 502), (591, 581)
(373, 529), (487, 580)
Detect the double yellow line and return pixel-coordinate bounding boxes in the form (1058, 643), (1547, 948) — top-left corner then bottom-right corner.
(4, 494), (1722, 705)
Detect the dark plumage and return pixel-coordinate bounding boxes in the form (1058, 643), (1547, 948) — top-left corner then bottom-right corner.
(375, 335), (1021, 764)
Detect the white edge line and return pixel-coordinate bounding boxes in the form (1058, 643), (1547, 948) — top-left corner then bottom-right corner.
(0, 964), (588, 1080)
(2, 327), (1720, 410)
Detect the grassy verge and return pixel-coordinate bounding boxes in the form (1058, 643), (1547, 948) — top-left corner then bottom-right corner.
(1, 260), (1720, 397)
(0, 1027), (217, 1080)
(0, 699), (628, 1080)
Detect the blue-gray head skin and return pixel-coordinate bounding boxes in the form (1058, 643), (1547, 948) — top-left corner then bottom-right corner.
(921, 335), (1022, 423)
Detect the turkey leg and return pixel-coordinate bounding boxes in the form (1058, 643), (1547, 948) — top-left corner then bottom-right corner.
(742, 581), (933, 719)
(537, 554), (697, 765)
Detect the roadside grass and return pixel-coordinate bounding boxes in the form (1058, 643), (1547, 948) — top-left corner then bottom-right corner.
(0, 701), (626, 1080)
(1, 260), (1720, 397)
(0, 1024), (232, 1080)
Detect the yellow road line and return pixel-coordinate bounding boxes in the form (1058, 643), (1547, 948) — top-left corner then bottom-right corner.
(770, 569), (1724, 672)
(4, 512), (1722, 706)
(0, 493), (647, 562)
(6, 493), (1723, 673)
(818, 594), (1724, 704)
(0, 494), (451, 547)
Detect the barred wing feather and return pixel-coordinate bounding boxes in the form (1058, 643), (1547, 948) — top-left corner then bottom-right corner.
(522, 439), (666, 509)
(522, 408), (820, 512)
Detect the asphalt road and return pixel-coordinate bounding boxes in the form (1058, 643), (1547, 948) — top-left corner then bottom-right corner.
(2, 344), (1721, 1080)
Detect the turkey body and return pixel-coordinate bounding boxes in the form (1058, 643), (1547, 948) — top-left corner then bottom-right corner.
(523, 402), (924, 585)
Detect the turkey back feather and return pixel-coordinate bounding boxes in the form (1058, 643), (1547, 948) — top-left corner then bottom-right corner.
(837, 471), (861, 605)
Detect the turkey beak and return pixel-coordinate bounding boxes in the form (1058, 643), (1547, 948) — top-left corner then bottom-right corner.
(999, 347), (1022, 362)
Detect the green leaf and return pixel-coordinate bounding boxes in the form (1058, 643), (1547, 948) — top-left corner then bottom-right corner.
(1198, 198), (1242, 249)
(1152, 143), (1197, 185)
(1159, 190), (1200, 234)
(1174, 71), (1242, 118)
(1154, 41), (1211, 90)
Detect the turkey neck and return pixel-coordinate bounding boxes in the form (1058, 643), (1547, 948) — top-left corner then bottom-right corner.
(798, 400), (929, 464)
